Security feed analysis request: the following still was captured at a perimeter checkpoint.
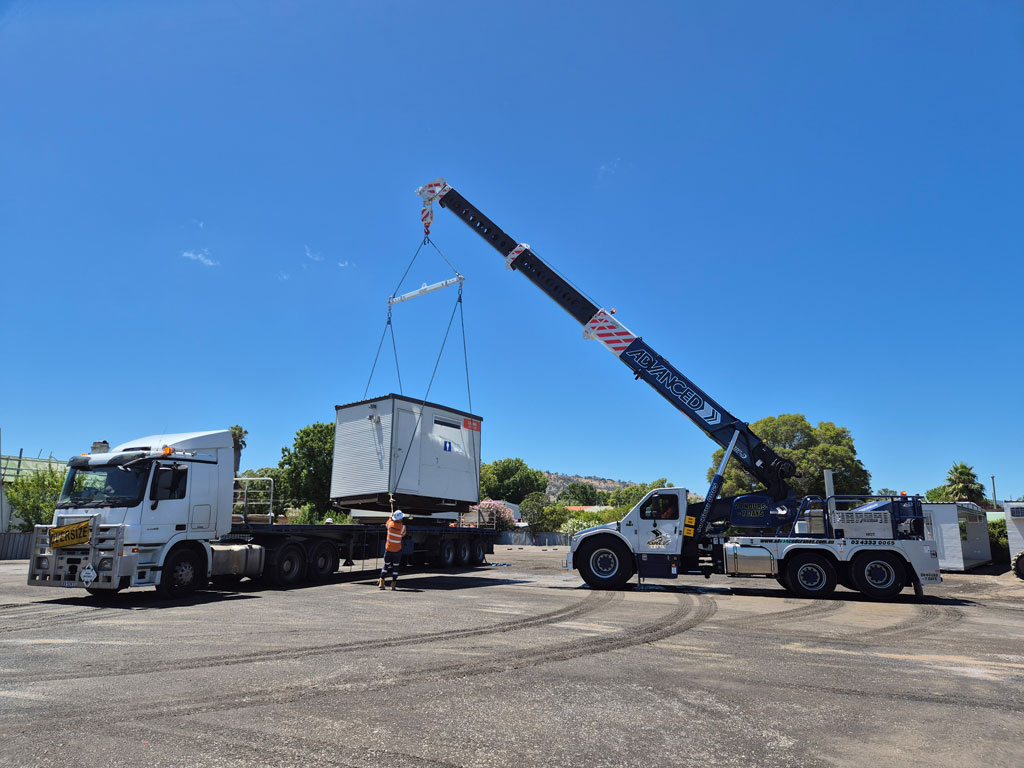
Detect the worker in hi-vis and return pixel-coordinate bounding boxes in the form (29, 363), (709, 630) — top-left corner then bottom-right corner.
(379, 510), (407, 591)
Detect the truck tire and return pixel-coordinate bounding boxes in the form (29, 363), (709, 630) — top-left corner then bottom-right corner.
(439, 539), (456, 568)
(784, 553), (837, 599)
(850, 551), (906, 599)
(1012, 550), (1024, 582)
(469, 538), (486, 565)
(156, 546), (204, 599)
(455, 539), (471, 566)
(266, 543), (307, 589)
(576, 538), (633, 590)
(307, 541), (339, 582)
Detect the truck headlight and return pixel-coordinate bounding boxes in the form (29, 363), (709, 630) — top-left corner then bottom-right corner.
(35, 556), (49, 570)
(98, 557), (113, 571)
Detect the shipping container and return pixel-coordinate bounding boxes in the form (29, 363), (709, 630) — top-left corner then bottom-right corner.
(330, 394), (482, 514)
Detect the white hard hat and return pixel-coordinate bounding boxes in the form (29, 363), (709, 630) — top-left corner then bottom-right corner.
(392, 510), (405, 521)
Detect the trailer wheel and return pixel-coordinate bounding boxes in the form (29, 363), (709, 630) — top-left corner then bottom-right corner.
(576, 538), (633, 590)
(307, 541), (339, 582)
(156, 546), (204, 599)
(1012, 550), (1024, 582)
(439, 539), (456, 568)
(469, 538), (486, 565)
(455, 539), (471, 566)
(850, 551), (906, 599)
(267, 543), (307, 589)
(784, 553), (837, 599)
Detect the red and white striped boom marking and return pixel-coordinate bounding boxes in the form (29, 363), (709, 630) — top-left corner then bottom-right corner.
(583, 309), (636, 356)
(505, 243), (529, 269)
(415, 178), (452, 235)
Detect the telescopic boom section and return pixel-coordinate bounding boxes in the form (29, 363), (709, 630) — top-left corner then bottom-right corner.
(418, 179), (796, 500)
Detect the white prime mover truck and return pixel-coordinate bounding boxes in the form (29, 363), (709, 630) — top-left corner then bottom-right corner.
(27, 426), (495, 597)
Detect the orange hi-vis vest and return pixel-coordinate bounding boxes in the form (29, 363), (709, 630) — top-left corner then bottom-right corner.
(385, 519), (406, 553)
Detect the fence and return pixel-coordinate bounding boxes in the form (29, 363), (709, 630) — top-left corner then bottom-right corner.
(0, 533), (32, 560)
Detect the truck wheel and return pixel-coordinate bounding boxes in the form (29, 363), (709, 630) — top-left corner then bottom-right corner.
(851, 551), (906, 599)
(307, 541), (339, 582)
(267, 543), (307, 588)
(156, 547), (204, 599)
(577, 538), (633, 590)
(440, 539), (456, 568)
(469, 538), (486, 565)
(784, 553), (837, 599)
(1012, 550), (1024, 582)
(455, 539), (471, 566)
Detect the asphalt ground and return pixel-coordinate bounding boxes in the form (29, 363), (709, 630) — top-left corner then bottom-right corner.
(1, 548), (1022, 768)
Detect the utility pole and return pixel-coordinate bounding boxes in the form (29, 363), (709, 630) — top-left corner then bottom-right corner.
(991, 475), (997, 509)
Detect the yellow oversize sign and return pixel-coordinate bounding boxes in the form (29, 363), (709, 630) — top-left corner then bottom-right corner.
(49, 520), (91, 548)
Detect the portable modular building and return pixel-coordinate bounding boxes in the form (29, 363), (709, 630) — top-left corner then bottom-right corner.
(330, 394), (482, 514)
(922, 502), (991, 571)
(1002, 500), (1024, 564)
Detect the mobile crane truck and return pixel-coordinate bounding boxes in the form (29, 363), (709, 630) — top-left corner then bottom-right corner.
(417, 178), (941, 600)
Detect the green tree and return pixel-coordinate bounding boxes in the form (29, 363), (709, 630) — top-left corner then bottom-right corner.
(925, 485), (951, 503)
(607, 478), (673, 509)
(522, 503), (570, 535)
(942, 462), (986, 504)
(557, 481), (600, 506)
(279, 422), (335, 517)
(229, 425), (248, 475)
(706, 414), (871, 498)
(5, 465), (66, 531)
(875, 488), (899, 497)
(479, 458), (547, 504)
(518, 491), (548, 520)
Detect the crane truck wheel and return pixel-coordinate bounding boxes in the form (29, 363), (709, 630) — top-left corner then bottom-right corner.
(156, 546), (204, 599)
(850, 551), (906, 599)
(783, 553), (837, 599)
(307, 541), (339, 582)
(265, 543), (307, 589)
(1011, 550), (1024, 582)
(576, 538), (633, 590)
(455, 538), (472, 566)
(470, 538), (486, 565)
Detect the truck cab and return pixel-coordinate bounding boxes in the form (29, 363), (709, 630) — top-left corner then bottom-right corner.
(27, 431), (234, 594)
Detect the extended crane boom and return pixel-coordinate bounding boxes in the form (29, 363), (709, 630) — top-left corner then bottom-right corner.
(417, 179), (796, 500)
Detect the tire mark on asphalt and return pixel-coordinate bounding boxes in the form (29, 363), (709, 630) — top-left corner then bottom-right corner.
(845, 604), (964, 643)
(715, 598), (843, 629)
(4, 590), (623, 683)
(0, 604), (107, 633)
(128, 592), (717, 721)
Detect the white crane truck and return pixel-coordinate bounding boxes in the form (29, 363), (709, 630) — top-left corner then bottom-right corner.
(418, 178), (941, 600)
(26, 430), (495, 598)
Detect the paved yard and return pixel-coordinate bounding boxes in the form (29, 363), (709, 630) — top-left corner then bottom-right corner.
(1, 548), (1022, 767)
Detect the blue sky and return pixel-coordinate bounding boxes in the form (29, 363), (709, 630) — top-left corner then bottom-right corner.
(1, 1), (1021, 499)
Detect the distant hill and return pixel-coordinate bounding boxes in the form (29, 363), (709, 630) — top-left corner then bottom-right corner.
(541, 471), (635, 501)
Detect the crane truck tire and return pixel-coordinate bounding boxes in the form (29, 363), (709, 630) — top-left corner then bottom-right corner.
(576, 537), (634, 590)
(783, 552), (837, 599)
(156, 546), (205, 599)
(307, 541), (339, 582)
(264, 543), (307, 589)
(470, 538), (486, 565)
(1011, 550), (1024, 582)
(850, 551), (906, 599)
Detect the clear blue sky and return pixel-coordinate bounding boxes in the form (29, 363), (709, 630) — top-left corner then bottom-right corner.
(1, 1), (1021, 499)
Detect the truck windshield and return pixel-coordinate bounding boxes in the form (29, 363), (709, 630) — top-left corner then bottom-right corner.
(57, 463), (150, 508)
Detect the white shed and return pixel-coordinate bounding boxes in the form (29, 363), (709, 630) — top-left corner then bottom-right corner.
(1001, 500), (1024, 573)
(330, 394), (482, 515)
(922, 502), (991, 571)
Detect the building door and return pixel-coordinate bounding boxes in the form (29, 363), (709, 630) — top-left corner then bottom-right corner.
(393, 409), (421, 493)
